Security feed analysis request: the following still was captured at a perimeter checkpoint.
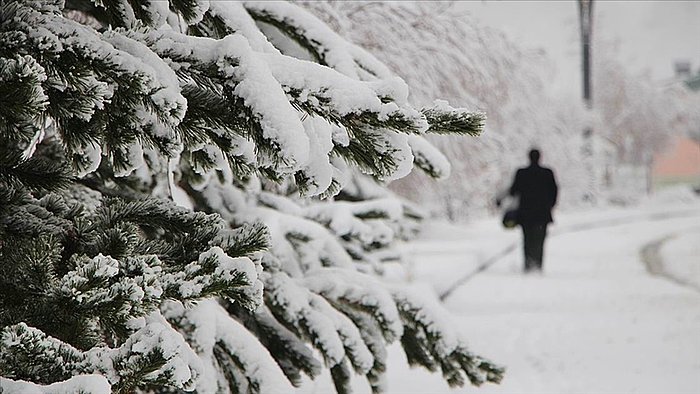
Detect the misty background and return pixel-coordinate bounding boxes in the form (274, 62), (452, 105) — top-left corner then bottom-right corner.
(301, 1), (700, 221)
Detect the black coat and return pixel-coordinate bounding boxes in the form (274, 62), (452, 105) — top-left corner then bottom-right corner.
(509, 164), (558, 224)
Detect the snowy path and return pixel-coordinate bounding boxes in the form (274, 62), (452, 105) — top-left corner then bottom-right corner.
(438, 207), (700, 300)
(384, 199), (700, 394)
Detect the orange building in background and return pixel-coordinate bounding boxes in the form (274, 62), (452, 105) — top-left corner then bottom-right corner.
(652, 135), (700, 189)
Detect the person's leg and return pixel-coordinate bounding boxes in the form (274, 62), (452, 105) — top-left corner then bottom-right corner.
(533, 224), (547, 271)
(522, 224), (535, 272)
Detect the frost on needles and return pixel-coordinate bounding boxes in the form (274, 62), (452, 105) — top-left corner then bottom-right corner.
(0, 1), (501, 393)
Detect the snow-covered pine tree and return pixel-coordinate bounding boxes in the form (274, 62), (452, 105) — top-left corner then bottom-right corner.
(0, 1), (503, 393)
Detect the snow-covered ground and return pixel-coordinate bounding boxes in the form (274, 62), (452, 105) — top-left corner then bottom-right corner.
(384, 188), (700, 394)
(300, 187), (700, 393)
(661, 231), (700, 290)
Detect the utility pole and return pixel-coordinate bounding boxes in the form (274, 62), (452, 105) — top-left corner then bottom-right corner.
(578, 0), (595, 201)
(579, 0), (593, 112)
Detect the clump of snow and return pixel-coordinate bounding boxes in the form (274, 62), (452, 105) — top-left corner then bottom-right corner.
(368, 77), (410, 106)
(217, 35), (310, 171)
(161, 246), (263, 307)
(73, 141), (103, 178)
(103, 30), (187, 124)
(331, 124), (350, 147)
(391, 284), (460, 358)
(59, 254), (119, 300)
(264, 272), (347, 366)
(262, 52), (423, 126)
(378, 131), (413, 182)
(249, 206), (354, 273)
(145, 29), (311, 172)
(298, 116), (334, 196)
(82, 312), (203, 391)
(407, 135), (452, 180)
(179, 0), (211, 25)
(112, 140), (145, 178)
(206, 247), (257, 283)
(243, 1), (394, 80)
(303, 198), (403, 245)
(143, 0), (170, 28)
(304, 268), (403, 341)
(208, 2), (280, 54)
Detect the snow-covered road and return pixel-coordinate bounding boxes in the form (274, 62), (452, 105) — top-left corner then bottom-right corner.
(385, 194), (700, 394)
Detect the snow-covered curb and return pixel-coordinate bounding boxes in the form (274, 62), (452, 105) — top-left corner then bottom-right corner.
(659, 230), (700, 290)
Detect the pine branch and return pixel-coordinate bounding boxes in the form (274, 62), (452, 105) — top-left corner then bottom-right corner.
(213, 221), (270, 258)
(162, 247), (262, 309)
(0, 323), (88, 385)
(245, 7), (325, 65)
(0, 152), (72, 192)
(330, 301), (389, 394)
(70, 0), (160, 29)
(213, 343), (250, 393)
(333, 128), (400, 180)
(226, 303), (323, 386)
(93, 198), (224, 237)
(410, 150), (446, 180)
(330, 360), (353, 394)
(422, 104), (486, 136)
(287, 87), (423, 135)
(0, 55), (48, 145)
(133, 29), (295, 176)
(188, 11), (235, 39)
(169, 0), (204, 25)
(3, 1), (187, 177)
(393, 288), (505, 388)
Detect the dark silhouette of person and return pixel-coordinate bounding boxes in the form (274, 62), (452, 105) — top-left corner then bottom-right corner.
(507, 149), (558, 273)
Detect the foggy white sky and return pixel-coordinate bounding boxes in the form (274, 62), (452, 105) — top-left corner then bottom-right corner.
(459, 1), (700, 98)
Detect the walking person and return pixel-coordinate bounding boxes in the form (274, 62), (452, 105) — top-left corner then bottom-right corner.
(505, 149), (558, 273)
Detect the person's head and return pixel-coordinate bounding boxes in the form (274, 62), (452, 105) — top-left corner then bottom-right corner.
(528, 149), (540, 165)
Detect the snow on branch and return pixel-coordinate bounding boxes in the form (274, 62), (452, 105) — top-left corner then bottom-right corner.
(392, 285), (505, 388)
(262, 52), (426, 135)
(243, 1), (393, 81)
(199, 1), (280, 54)
(303, 268), (403, 342)
(162, 299), (294, 394)
(250, 205), (354, 274)
(262, 270), (382, 394)
(422, 100), (486, 136)
(136, 28), (311, 173)
(224, 302), (324, 387)
(407, 135), (452, 180)
(0, 316), (203, 393)
(303, 197), (403, 249)
(2, 1), (185, 176)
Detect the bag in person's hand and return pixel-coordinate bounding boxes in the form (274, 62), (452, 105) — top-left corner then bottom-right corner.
(496, 194), (519, 229)
(502, 209), (518, 229)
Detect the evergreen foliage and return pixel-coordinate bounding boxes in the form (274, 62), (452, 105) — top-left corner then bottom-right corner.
(0, 1), (503, 393)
